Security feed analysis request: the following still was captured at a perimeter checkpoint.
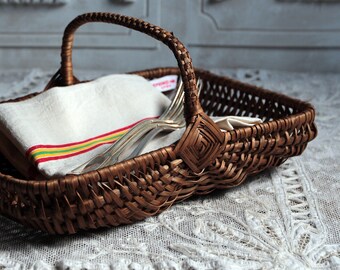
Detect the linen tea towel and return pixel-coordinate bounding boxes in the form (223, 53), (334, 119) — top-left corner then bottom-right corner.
(0, 74), (170, 178)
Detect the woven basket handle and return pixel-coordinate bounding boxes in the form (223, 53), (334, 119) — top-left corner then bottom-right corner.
(60, 12), (202, 121)
(59, 12), (225, 173)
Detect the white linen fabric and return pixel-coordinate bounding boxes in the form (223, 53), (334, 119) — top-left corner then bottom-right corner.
(0, 74), (171, 178)
(0, 69), (338, 270)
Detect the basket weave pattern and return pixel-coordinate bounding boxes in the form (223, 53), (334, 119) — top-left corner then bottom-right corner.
(0, 13), (317, 234)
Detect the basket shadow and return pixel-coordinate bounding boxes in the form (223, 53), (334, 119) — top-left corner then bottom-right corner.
(0, 215), (114, 247)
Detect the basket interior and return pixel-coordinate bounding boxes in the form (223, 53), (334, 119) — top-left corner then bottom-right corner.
(199, 76), (299, 122)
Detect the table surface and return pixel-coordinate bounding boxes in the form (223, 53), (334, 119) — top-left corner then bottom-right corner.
(0, 68), (339, 270)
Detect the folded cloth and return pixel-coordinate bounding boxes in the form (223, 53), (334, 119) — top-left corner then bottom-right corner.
(0, 74), (170, 178)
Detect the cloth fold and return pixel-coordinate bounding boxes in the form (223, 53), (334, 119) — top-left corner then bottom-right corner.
(0, 74), (262, 179)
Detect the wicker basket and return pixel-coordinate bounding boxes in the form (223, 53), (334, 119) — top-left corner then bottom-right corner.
(0, 13), (317, 234)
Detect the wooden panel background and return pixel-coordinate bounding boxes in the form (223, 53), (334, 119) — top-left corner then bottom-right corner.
(0, 0), (339, 73)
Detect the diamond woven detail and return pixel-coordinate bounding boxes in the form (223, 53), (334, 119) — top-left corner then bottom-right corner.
(174, 113), (225, 173)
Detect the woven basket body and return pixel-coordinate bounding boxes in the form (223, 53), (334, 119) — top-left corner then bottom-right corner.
(0, 13), (317, 234)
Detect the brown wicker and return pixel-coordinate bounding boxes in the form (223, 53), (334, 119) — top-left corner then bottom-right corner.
(0, 13), (317, 234)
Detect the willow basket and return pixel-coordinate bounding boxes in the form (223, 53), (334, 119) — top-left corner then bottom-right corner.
(0, 13), (317, 234)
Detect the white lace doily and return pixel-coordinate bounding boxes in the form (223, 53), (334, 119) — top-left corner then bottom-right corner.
(0, 69), (339, 270)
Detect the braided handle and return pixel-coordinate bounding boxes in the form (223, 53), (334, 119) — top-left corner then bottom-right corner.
(60, 12), (203, 122)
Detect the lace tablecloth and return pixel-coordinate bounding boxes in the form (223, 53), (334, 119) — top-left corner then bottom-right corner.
(0, 69), (339, 270)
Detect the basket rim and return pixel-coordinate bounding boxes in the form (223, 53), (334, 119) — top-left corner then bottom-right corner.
(0, 67), (316, 186)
